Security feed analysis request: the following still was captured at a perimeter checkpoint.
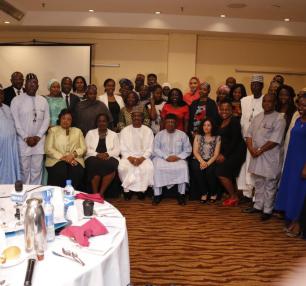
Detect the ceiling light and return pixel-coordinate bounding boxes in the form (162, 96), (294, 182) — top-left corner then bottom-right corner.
(155, 11), (161, 15)
(227, 3), (247, 9)
(284, 18), (290, 22)
(4, 21), (10, 24)
(88, 9), (94, 12)
(220, 14), (226, 18)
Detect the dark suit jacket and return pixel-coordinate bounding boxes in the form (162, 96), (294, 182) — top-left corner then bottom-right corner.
(3, 86), (18, 106)
(67, 93), (80, 112)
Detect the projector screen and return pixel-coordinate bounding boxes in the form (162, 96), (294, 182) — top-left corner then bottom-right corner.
(0, 45), (91, 95)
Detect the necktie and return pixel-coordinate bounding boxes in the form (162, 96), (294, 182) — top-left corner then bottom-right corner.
(66, 95), (70, 108)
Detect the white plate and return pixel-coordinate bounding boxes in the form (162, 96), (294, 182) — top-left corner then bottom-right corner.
(0, 247), (27, 268)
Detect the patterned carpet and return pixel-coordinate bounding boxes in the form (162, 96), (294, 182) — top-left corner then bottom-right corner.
(109, 196), (306, 286)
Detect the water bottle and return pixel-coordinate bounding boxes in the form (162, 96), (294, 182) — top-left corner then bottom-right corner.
(63, 180), (75, 220)
(43, 190), (55, 242)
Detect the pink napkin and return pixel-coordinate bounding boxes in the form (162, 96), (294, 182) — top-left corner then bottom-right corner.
(60, 218), (108, 246)
(75, 193), (104, 204)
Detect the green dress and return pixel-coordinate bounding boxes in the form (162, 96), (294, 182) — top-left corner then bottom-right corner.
(45, 96), (66, 126)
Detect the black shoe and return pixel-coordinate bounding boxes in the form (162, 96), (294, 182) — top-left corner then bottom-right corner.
(240, 196), (253, 204)
(152, 195), (162, 205)
(261, 213), (272, 221)
(137, 192), (145, 200)
(200, 195), (208, 204)
(242, 207), (261, 214)
(177, 194), (186, 205)
(124, 192), (132, 201)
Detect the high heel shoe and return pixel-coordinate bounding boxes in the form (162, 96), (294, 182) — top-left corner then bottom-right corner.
(200, 196), (208, 204)
(223, 198), (238, 207)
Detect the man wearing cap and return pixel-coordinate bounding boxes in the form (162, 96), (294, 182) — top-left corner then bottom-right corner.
(237, 74), (264, 202)
(118, 105), (154, 200)
(10, 73), (50, 184)
(152, 113), (192, 205)
(4, 71), (24, 106)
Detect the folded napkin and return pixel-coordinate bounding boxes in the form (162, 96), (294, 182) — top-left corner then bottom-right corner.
(75, 193), (104, 204)
(60, 218), (108, 246)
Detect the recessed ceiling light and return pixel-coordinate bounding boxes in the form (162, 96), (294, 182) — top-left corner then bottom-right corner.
(284, 18), (290, 22)
(4, 21), (10, 24)
(220, 14), (226, 18)
(155, 11), (161, 15)
(88, 9), (94, 12)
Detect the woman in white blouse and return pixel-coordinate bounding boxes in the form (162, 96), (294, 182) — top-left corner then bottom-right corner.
(98, 79), (125, 132)
(85, 113), (120, 195)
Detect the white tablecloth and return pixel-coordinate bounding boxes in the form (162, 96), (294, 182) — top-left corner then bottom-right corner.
(0, 185), (130, 286)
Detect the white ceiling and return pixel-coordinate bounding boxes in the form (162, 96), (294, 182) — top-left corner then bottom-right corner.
(8, 0), (306, 22)
(1, 0), (306, 38)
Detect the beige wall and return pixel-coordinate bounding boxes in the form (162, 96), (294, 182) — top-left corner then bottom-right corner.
(196, 35), (306, 98)
(1, 30), (306, 97)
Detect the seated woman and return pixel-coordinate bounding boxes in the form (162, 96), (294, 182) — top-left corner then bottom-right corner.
(146, 84), (165, 134)
(44, 79), (66, 127)
(229, 83), (247, 118)
(117, 90), (150, 131)
(0, 84), (20, 183)
(45, 109), (86, 190)
(191, 118), (221, 203)
(215, 100), (246, 206)
(98, 78), (124, 132)
(75, 84), (113, 136)
(72, 76), (87, 99)
(161, 88), (189, 133)
(85, 113), (120, 196)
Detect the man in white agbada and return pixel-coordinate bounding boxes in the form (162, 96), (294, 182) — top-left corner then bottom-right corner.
(152, 114), (192, 205)
(10, 73), (50, 184)
(237, 74), (264, 202)
(118, 106), (154, 200)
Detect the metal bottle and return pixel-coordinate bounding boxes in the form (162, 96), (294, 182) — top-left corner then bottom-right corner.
(24, 198), (47, 258)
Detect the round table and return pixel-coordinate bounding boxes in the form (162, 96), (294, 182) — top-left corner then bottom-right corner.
(0, 185), (130, 286)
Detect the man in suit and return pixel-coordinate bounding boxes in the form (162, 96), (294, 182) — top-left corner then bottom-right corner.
(61, 76), (80, 110)
(4, 71), (24, 106)
(61, 77), (80, 124)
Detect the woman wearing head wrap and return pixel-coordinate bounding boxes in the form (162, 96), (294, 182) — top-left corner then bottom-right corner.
(117, 90), (150, 132)
(183, 77), (201, 106)
(216, 84), (231, 105)
(188, 81), (220, 137)
(0, 84), (21, 183)
(44, 79), (66, 127)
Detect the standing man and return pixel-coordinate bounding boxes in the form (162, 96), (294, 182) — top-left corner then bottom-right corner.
(147, 73), (158, 94)
(244, 94), (286, 220)
(118, 106), (154, 200)
(237, 74), (264, 202)
(10, 73), (50, 184)
(61, 77), (80, 112)
(152, 114), (192, 205)
(4, 71), (24, 106)
(134, 74), (145, 94)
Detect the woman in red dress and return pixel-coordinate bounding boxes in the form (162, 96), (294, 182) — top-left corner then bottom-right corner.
(161, 88), (189, 133)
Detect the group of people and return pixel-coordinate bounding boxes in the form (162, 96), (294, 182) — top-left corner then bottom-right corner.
(0, 71), (305, 238)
